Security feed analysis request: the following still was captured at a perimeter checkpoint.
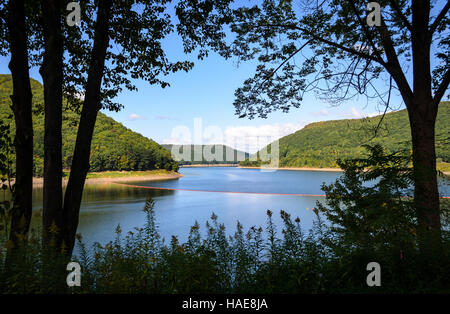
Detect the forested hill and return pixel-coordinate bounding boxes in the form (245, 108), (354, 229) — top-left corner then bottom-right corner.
(243, 101), (450, 168)
(162, 144), (250, 165)
(0, 74), (178, 176)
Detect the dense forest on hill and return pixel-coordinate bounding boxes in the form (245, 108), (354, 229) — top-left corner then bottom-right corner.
(162, 144), (249, 165)
(241, 102), (450, 168)
(0, 75), (178, 176)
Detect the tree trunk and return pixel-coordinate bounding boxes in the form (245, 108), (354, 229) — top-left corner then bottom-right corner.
(409, 0), (441, 255)
(39, 0), (64, 249)
(62, 0), (113, 256)
(6, 0), (33, 251)
(407, 101), (441, 254)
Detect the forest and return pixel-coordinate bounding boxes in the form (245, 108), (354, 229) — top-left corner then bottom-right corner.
(0, 74), (179, 176)
(241, 102), (450, 169)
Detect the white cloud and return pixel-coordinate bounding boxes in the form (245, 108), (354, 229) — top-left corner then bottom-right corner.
(313, 109), (329, 116)
(74, 91), (85, 101)
(344, 107), (379, 118)
(128, 113), (146, 121)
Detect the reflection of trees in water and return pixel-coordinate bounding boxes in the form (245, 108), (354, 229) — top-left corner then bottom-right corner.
(29, 183), (175, 230)
(79, 183), (175, 202)
(32, 182), (175, 204)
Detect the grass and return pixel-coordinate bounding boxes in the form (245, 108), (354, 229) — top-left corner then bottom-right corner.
(62, 169), (178, 179)
(437, 162), (450, 173)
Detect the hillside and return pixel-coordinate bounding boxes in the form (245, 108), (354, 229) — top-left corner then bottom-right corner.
(162, 144), (249, 165)
(242, 102), (450, 169)
(0, 74), (178, 176)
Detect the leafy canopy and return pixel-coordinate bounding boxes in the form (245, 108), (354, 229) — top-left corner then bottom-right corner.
(176, 0), (449, 118)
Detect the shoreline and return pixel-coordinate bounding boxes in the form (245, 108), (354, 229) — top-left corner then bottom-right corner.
(237, 166), (344, 172)
(180, 164), (238, 168)
(28, 171), (183, 188)
(179, 164), (343, 172)
(12, 167), (450, 189)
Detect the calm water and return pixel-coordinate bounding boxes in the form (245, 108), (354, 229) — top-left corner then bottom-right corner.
(27, 167), (449, 248)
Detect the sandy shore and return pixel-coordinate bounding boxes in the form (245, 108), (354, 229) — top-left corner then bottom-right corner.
(238, 166), (343, 172)
(27, 171), (183, 188)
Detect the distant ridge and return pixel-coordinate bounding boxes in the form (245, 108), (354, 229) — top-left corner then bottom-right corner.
(243, 102), (449, 169)
(162, 144), (250, 165)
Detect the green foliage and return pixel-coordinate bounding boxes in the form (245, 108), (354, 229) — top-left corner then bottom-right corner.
(315, 145), (450, 292)
(176, 1), (448, 119)
(316, 144), (417, 251)
(0, 118), (13, 239)
(39, 0), (196, 113)
(243, 102), (450, 168)
(0, 221), (69, 293)
(0, 74), (178, 176)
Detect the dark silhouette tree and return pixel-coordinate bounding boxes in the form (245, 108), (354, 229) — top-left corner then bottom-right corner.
(1, 0), (203, 258)
(39, 0), (64, 248)
(60, 0), (198, 256)
(1, 0), (34, 256)
(176, 0), (450, 254)
(1, 0), (218, 257)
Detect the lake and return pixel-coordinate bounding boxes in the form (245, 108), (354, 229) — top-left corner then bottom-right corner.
(28, 167), (450, 248)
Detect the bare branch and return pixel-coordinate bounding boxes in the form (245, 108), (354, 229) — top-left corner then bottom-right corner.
(376, 17), (413, 104)
(370, 76), (393, 140)
(433, 68), (450, 107)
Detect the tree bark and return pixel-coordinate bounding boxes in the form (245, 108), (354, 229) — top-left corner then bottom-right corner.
(408, 0), (441, 254)
(39, 0), (64, 248)
(408, 100), (441, 253)
(62, 0), (113, 256)
(6, 0), (33, 251)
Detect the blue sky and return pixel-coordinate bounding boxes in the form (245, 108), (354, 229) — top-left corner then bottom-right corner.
(3, 1), (437, 154)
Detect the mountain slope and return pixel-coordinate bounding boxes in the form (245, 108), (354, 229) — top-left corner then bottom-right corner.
(0, 74), (178, 176)
(162, 144), (249, 165)
(244, 102), (449, 168)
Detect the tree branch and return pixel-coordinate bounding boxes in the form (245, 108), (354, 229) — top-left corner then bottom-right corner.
(258, 23), (386, 66)
(376, 17), (413, 105)
(258, 40), (311, 90)
(429, 1), (450, 36)
(433, 68), (450, 107)
(370, 76), (393, 140)
(388, 0), (413, 33)
(347, 0), (385, 64)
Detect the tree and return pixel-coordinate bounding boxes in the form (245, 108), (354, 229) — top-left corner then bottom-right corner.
(11, 0), (213, 257)
(1, 0), (197, 258)
(2, 0), (34, 255)
(176, 0), (450, 253)
(39, 0), (64, 247)
(59, 0), (199, 255)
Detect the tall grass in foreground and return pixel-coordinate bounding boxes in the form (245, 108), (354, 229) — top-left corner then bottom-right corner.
(1, 195), (448, 294)
(74, 199), (332, 294)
